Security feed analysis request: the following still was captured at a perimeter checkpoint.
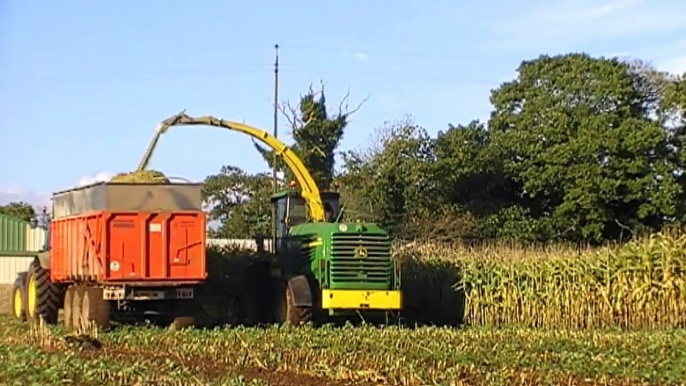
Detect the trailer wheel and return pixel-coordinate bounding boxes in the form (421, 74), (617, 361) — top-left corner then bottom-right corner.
(25, 260), (59, 325)
(82, 287), (110, 329)
(71, 286), (85, 331)
(276, 281), (312, 326)
(63, 286), (75, 330)
(172, 299), (196, 327)
(12, 279), (25, 321)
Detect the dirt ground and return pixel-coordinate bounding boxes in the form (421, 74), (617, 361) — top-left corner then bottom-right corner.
(0, 284), (12, 315)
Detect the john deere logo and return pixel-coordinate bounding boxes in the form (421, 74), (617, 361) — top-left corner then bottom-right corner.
(354, 246), (368, 258)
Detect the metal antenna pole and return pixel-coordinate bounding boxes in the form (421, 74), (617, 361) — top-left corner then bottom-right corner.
(271, 44), (279, 252)
(273, 44), (279, 193)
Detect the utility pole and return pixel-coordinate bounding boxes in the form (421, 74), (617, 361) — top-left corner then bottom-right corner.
(271, 44), (279, 253)
(273, 44), (279, 193)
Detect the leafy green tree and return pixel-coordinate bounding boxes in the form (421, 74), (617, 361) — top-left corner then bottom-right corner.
(202, 165), (273, 238)
(338, 117), (439, 237)
(0, 201), (36, 222)
(488, 53), (681, 242)
(434, 120), (522, 215)
(661, 72), (686, 222)
(255, 83), (365, 190)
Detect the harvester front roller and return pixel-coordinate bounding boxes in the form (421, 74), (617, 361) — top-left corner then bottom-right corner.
(25, 260), (59, 325)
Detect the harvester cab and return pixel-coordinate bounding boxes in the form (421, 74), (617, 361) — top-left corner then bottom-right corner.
(271, 189), (341, 253)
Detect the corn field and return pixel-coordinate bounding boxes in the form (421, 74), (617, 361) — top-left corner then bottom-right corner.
(394, 231), (686, 330)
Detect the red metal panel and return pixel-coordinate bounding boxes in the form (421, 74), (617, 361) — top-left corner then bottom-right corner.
(50, 211), (206, 284)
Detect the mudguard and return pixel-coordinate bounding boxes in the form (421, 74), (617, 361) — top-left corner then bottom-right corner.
(288, 275), (312, 307)
(15, 271), (28, 288)
(37, 251), (51, 270)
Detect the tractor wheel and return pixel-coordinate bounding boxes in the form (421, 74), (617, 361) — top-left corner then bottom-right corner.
(11, 278), (25, 321)
(25, 260), (59, 325)
(81, 287), (110, 330)
(276, 281), (312, 326)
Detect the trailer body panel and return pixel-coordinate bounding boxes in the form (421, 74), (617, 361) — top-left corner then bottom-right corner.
(50, 210), (206, 284)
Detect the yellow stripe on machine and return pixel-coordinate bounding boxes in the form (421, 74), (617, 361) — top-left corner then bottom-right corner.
(321, 289), (402, 310)
(307, 238), (322, 247)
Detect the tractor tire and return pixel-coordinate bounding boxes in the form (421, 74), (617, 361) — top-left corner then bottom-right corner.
(25, 260), (59, 325)
(11, 278), (25, 321)
(71, 286), (85, 331)
(276, 281), (312, 326)
(82, 287), (110, 330)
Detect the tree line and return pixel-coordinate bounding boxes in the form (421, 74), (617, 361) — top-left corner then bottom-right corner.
(202, 53), (686, 244)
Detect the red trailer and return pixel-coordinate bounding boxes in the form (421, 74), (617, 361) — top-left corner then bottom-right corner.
(11, 181), (207, 330)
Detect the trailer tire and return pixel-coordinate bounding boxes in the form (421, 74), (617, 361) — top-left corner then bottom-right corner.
(82, 287), (110, 329)
(25, 260), (59, 325)
(71, 286), (85, 331)
(169, 299), (196, 329)
(63, 286), (74, 329)
(12, 278), (26, 321)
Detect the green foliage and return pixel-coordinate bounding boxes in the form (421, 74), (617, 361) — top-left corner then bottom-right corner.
(255, 83), (361, 190)
(0, 201), (36, 222)
(202, 165), (272, 238)
(337, 53), (686, 243)
(338, 117), (437, 236)
(488, 53), (681, 242)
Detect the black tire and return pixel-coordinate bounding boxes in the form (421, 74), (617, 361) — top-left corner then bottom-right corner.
(63, 286), (75, 330)
(169, 299), (196, 329)
(25, 260), (59, 325)
(276, 280), (312, 326)
(11, 278), (26, 321)
(82, 287), (110, 329)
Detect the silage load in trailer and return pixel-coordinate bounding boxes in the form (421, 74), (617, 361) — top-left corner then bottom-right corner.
(110, 170), (170, 184)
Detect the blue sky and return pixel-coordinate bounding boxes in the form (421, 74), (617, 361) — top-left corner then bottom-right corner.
(1, 0), (686, 207)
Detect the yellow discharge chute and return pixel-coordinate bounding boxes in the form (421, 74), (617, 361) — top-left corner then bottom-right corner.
(136, 112), (325, 223)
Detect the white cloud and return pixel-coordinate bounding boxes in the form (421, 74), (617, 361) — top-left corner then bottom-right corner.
(75, 172), (115, 187)
(0, 172), (117, 208)
(0, 187), (51, 208)
(485, 0), (686, 51)
(355, 52), (369, 62)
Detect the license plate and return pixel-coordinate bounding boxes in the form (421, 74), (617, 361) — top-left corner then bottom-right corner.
(176, 288), (194, 299)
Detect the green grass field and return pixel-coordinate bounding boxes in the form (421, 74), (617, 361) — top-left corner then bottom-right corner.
(1, 315), (685, 386)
